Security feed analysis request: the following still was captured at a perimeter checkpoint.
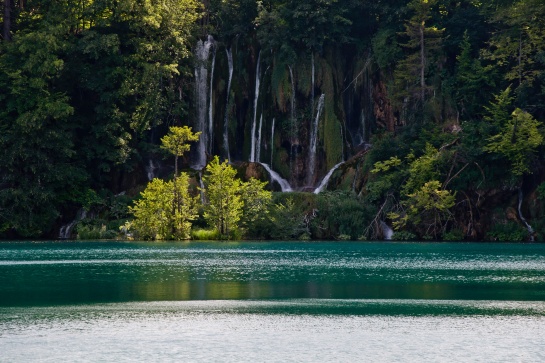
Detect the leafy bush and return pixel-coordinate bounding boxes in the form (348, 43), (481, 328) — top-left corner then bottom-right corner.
(312, 191), (375, 240)
(76, 225), (102, 240)
(442, 228), (465, 241)
(391, 231), (417, 241)
(191, 229), (221, 240)
(256, 194), (310, 240)
(486, 221), (527, 242)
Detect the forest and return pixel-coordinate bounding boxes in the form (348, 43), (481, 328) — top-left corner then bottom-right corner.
(1, 0), (545, 241)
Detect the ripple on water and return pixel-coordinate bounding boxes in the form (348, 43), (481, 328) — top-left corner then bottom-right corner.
(1, 301), (545, 362)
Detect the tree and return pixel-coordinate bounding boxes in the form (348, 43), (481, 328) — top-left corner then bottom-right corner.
(391, 180), (455, 239)
(130, 178), (172, 240)
(161, 126), (201, 176)
(0, 26), (85, 237)
(130, 175), (198, 240)
(393, 0), (443, 119)
(483, 87), (515, 127)
(240, 177), (272, 233)
(454, 31), (495, 118)
(484, 108), (543, 176)
(203, 156), (243, 238)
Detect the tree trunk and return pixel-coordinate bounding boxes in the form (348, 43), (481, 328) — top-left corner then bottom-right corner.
(518, 30), (522, 87)
(3, 0), (11, 41)
(419, 22), (425, 102)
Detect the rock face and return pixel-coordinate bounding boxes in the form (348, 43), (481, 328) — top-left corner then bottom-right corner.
(187, 36), (379, 190)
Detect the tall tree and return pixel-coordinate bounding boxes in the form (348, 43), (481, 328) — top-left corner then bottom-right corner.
(484, 108), (543, 176)
(203, 156), (243, 237)
(161, 126), (201, 177)
(454, 31), (495, 118)
(393, 0), (443, 121)
(130, 175), (198, 240)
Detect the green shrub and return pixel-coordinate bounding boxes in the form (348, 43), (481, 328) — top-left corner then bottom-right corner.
(191, 229), (221, 240)
(442, 228), (464, 241)
(487, 221), (527, 242)
(391, 231), (416, 241)
(76, 225), (102, 240)
(312, 191), (375, 240)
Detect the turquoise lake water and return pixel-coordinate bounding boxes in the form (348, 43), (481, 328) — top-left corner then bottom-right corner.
(1, 241), (544, 361)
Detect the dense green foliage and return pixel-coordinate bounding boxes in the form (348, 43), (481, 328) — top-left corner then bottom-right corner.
(2, 0), (545, 240)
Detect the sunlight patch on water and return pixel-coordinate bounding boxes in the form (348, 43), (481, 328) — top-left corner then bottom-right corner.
(1, 301), (545, 362)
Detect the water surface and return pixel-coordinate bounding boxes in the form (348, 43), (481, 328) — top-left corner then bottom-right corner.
(1, 241), (544, 361)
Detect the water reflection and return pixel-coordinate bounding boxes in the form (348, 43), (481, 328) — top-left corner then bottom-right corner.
(1, 241), (545, 306)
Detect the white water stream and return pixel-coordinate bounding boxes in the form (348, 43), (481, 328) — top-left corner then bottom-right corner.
(313, 162), (343, 194)
(258, 162), (292, 192)
(249, 51), (262, 162)
(223, 47), (233, 161)
(192, 36), (214, 169)
(308, 94), (325, 184)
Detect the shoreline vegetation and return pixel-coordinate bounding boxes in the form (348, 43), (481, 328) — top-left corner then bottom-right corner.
(2, 1), (545, 242)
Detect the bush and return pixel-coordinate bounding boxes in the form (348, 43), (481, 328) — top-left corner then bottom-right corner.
(311, 191), (375, 240)
(191, 229), (221, 240)
(76, 225), (102, 240)
(487, 221), (527, 242)
(442, 228), (464, 241)
(391, 231), (416, 241)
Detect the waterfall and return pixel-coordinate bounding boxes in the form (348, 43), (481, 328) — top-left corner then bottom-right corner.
(223, 47), (233, 161)
(192, 35), (214, 170)
(313, 162), (343, 194)
(250, 51), (262, 162)
(270, 118), (275, 164)
(308, 94), (325, 184)
(339, 123), (345, 160)
(208, 43), (216, 155)
(59, 209), (87, 239)
(360, 109), (366, 144)
(380, 221), (394, 240)
(198, 171), (206, 205)
(288, 65), (296, 173)
(258, 162), (293, 192)
(145, 159), (157, 181)
(518, 188), (534, 241)
(311, 54), (315, 119)
(256, 114), (263, 162)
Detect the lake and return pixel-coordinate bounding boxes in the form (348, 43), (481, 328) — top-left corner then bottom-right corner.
(1, 241), (544, 362)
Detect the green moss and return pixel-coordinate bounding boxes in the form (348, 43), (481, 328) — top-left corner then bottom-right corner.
(314, 59), (343, 169)
(271, 61), (290, 112)
(322, 100), (343, 169)
(296, 55), (312, 97)
(273, 148), (290, 181)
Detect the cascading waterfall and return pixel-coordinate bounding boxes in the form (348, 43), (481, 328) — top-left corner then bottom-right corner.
(249, 51), (262, 162)
(192, 35), (214, 170)
(360, 110), (366, 144)
(258, 162), (293, 192)
(208, 43), (216, 155)
(223, 47), (233, 161)
(288, 65), (296, 174)
(59, 209), (87, 239)
(380, 221), (394, 240)
(270, 118), (275, 165)
(256, 114), (263, 162)
(311, 54), (315, 119)
(518, 188), (534, 241)
(308, 94), (325, 185)
(313, 161), (344, 194)
(146, 159), (157, 181)
(198, 171), (206, 205)
(339, 123), (345, 160)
